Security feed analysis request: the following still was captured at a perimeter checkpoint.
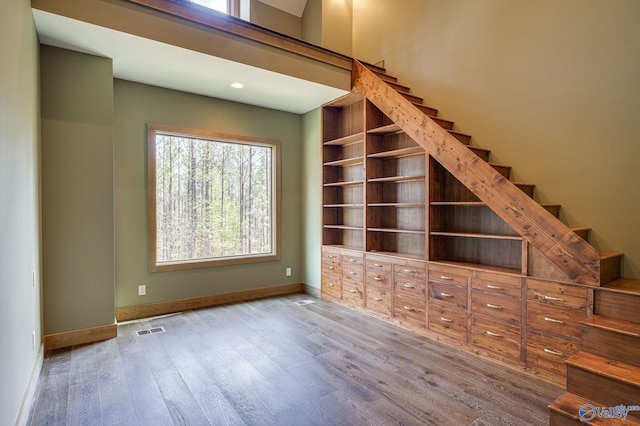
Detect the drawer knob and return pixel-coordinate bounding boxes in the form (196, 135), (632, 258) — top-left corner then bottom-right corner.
(328, 266), (334, 270)
(544, 295), (564, 302)
(403, 283), (415, 288)
(486, 284), (502, 290)
(374, 263), (383, 267)
(348, 258), (356, 263)
(328, 255), (336, 259)
(440, 292), (453, 298)
(403, 305), (415, 311)
(348, 289), (357, 294)
(486, 303), (503, 310)
(544, 348), (564, 357)
(440, 276), (453, 281)
(349, 271), (357, 276)
(374, 276), (383, 281)
(486, 331), (503, 338)
(544, 317), (565, 324)
(374, 297), (383, 301)
(327, 283), (334, 287)
(404, 269), (415, 274)
(440, 317), (452, 323)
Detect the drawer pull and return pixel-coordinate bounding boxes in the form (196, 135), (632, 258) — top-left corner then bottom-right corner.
(486, 303), (503, 310)
(374, 297), (383, 301)
(348, 289), (358, 294)
(403, 283), (415, 288)
(327, 283), (334, 287)
(374, 276), (383, 281)
(440, 292), (453, 298)
(440, 317), (452, 323)
(440, 276), (453, 281)
(349, 271), (357, 276)
(544, 317), (564, 324)
(348, 258), (357, 263)
(544, 348), (564, 357)
(486, 284), (503, 290)
(486, 331), (503, 338)
(374, 263), (383, 267)
(403, 305), (415, 311)
(404, 269), (415, 274)
(544, 295), (564, 302)
(328, 255), (336, 259)
(328, 266), (334, 270)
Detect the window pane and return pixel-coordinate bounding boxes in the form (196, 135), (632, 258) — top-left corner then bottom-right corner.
(148, 125), (279, 271)
(190, 0), (228, 13)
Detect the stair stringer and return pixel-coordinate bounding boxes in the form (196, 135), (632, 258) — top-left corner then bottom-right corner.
(351, 60), (600, 286)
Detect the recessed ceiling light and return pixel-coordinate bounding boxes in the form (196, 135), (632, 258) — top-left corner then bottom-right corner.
(231, 82), (244, 89)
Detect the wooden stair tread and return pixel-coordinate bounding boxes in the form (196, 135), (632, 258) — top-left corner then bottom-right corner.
(550, 392), (640, 425)
(601, 277), (640, 295)
(583, 314), (640, 338)
(567, 352), (640, 387)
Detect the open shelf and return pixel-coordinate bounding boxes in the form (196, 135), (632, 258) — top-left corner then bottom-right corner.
(323, 132), (364, 146)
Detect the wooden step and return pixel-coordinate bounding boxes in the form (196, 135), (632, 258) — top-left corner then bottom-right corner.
(489, 163), (511, 178)
(430, 116), (454, 130)
(542, 204), (561, 218)
(513, 182), (535, 198)
(582, 315), (640, 367)
(387, 80), (412, 94)
(468, 146), (490, 162)
(398, 91), (423, 104)
(549, 392), (640, 425)
(600, 251), (624, 285)
(448, 130), (472, 145)
(413, 103), (439, 117)
(361, 62), (398, 84)
(596, 278), (640, 323)
(566, 351), (640, 416)
(571, 227), (590, 241)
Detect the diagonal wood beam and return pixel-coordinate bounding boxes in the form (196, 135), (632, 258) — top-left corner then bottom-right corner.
(352, 60), (600, 286)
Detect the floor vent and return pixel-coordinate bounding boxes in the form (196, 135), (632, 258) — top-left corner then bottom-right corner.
(294, 300), (316, 306)
(137, 327), (165, 336)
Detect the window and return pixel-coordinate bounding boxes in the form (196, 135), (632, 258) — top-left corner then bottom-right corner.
(189, 0), (229, 14)
(148, 124), (280, 271)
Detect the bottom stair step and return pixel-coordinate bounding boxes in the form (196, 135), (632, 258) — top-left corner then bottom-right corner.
(550, 392), (640, 425)
(566, 351), (640, 416)
(581, 315), (640, 367)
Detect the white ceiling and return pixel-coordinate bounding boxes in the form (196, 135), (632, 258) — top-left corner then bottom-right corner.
(32, 8), (346, 114)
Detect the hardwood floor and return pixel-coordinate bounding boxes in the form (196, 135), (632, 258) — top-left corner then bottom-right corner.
(28, 295), (562, 425)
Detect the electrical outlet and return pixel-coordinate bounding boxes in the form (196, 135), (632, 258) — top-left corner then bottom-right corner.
(138, 285), (146, 296)
(286, 267), (292, 276)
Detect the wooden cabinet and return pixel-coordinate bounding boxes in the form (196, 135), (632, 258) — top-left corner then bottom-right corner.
(392, 258), (427, 329)
(525, 278), (590, 380)
(428, 264), (469, 342)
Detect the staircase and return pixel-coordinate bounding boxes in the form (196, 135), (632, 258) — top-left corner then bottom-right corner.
(351, 60), (640, 425)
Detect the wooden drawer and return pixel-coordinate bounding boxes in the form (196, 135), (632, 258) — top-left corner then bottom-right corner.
(393, 294), (426, 329)
(342, 263), (364, 282)
(394, 258), (427, 281)
(365, 254), (392, 272)
(342, 279), (363, 306)
(527, 301), (585, 339)
(429, 282), (467, 310)
(471, 315), (521, 361)
(428, 304), (468, 342)
(527, 330), (580, 377)
(321, 274), (341, 299)
(527, 278), (588, 311)
(472, 271), (522, 299)
(429, 264), (469, 287)
(472, 291), (521, 325)
(342, 251), (363, 266)
(394, 275), (426, 299)
(322, 259), (341, 276)
(321, 247), (342, 262)
(365, 285), (392, 316)
(365, 268), (392, 289)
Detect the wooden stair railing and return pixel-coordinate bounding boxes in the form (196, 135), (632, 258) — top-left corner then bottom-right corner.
(351, 60), (601, 286)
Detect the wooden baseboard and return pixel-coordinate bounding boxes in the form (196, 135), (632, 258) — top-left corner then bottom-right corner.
(44, 323), (117, 351)
(303, 284), (321, 298)
(116, 283), (304, 322)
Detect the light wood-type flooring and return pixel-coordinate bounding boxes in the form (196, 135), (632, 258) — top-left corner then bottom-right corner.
(28, 294), (562, 425)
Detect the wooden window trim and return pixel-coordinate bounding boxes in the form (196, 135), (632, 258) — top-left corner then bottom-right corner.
(147, 123), (281, 272)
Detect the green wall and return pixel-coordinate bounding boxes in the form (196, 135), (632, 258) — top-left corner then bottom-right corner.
(0, 1), (41, 424)
(353, 0), (640, 278)
(114, 80), (302, 308)
(41, 46), (115, 334)
(302, 107), (322, 292)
